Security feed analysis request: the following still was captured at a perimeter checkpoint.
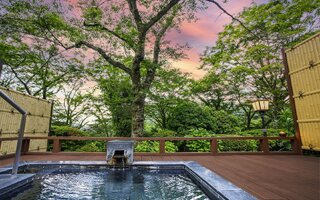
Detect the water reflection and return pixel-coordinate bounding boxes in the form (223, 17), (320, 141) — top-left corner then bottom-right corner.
(11, 169), (209, 200)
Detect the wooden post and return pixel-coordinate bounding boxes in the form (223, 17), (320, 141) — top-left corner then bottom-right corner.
(211, 138), (218, 155)
(290, 138), (298, 153)
(21, 138), (30, 154)
(52, 138), (61, 153)
(282, 48), (302, 154)
(159, 140), (165, 155)
(259, 138), (269, 154)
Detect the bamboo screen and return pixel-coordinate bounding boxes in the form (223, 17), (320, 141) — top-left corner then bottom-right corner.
(0, 86), (52, 155)
(286, 33), (320, 151)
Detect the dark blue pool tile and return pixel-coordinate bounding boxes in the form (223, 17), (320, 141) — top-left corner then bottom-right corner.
(0, 168), (11, 174)
(0, 174), (35, 197)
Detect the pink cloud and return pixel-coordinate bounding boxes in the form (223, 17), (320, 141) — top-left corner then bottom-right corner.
(168, 0), (268, 79)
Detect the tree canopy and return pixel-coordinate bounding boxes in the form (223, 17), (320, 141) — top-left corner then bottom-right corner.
(0, 0), (319, 139)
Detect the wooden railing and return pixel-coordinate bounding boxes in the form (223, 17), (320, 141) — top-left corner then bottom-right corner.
(0, 136), (299, 156)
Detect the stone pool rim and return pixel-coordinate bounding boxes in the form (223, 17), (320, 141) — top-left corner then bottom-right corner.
(0, 161), (257, 200)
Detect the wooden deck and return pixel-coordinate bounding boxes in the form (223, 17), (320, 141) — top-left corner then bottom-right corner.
(1, 154), (319, 200)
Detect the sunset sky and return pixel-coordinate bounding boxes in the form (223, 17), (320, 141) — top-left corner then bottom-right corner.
(166, 0), (269, 79)
(67, 0), (270, 80)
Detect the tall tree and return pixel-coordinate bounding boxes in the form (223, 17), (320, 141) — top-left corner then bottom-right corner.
(90, 61), (133, 137)
(0, 0), (254, 136)
(191, 70), (231, 111)
(53, 80), (93, 128)
(0, 0), (201, 136)
(203, 0), (320, 128)
(146, 68), (191, 129)
(0, 39), (84, 99)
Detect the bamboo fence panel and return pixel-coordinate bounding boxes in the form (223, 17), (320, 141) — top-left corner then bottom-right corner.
(0, 86), (52, 155)
(286, 33), (320, 151)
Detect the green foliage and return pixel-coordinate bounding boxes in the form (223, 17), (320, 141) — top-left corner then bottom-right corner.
(185, 129), (214, 152)
(53, 81), (94, 128)
(83, 6), (103, 23)
(90, 65), (132, 137)
(268, 140), (292, 151)
(1, 0), (313, 138)
(191, 71), (230, 111)
(202, 0), (319, 132)
(164, 141), (178, 153)
(240, 128), (293, 137)
(167, 101), (216, 133)
(210, 110), (241, 134)
(146, 68), (192, 130)
(152, 129), (177, 137)
(77, 141), (104, 152)
(1, 0), (202, 137)
(165, 102), (241, 135)
(218, 139), (258, 152)
(50, 125), (89, 137)
(135, 141), (158, 152)
(134, 141), (177, 153)
(50, 126), (108, 152)
(49, 126), (89, 152)
(0, 41), (83, 99)
(274, 108), (295, 134)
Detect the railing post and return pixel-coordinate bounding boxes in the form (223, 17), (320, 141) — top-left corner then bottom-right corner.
(159, 140), (165, 155)
(211, 138), (218, 155)
(52, 138), (61, 153)
(259, 137), (269, 154)
(290, 138), (298, 153)
(21, 138), (30, 154)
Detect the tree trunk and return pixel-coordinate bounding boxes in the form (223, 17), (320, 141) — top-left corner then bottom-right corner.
(246, 114), (251, 129)
(131, 95), (145, 137)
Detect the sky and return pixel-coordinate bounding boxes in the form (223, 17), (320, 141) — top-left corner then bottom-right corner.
(167, 0), (269, 79)
(66, 0), (269, 80)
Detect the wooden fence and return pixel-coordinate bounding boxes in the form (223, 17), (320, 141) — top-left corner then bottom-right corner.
(284, 33), (320, 151)
(0, 87), (53, 155)
(0, 136), (298, 157)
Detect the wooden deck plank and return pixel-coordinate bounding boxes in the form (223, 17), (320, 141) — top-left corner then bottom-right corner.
(0, 154), (318, 200)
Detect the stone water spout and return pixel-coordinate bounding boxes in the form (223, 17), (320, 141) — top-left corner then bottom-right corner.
(106, 140), (134, 167)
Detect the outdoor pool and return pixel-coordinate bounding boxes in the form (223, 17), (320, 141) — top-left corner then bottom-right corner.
(0, 161), (257, 200)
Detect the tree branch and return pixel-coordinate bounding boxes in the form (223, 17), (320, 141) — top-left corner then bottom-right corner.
(143, 9), (177, 89)
(66, 41), (132, 75)
(8, 64), (32, 95)
(206, 0), (254, 35)
(145, 0), (180, 31)
(83, 22), (133, 48)
(126, 0), (143, 29)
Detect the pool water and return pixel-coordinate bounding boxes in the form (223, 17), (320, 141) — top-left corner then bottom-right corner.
(10, 168), (210, 200)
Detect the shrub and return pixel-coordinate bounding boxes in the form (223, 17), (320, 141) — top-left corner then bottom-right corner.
(268, 140), (292, 151)
(167, 102), (216, 133)
(134, 141), (177, 152)
(240, 128), (293, 137)
(77, 142), (103, 152)
(218, 139), (259, 152)
(210, 110), (242, 134)
(152, 129), (177, 137)
(50, 125), (89, 137)
(185, 129), (214, 152)
(49, 126), (90, 151)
